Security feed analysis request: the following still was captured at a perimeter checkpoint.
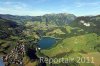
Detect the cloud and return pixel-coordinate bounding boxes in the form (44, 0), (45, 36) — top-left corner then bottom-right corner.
(0, 1), (30, 15)
(76, 2), (100, 7)
(28, 0), (48, 4)
(0, 1), (50, 16)
(0, 7), (47, 16)
(1, 1), (27, 8)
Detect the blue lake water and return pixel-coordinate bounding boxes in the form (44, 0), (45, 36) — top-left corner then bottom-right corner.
(0, 58), (4, 66)
(38, 37), (56, 49)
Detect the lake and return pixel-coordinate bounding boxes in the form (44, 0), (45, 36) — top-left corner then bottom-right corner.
(0, 58), (4, 66)
(38, 37), (56, 49)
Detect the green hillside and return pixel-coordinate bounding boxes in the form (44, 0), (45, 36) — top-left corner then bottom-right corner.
(0, 14), (100, 66)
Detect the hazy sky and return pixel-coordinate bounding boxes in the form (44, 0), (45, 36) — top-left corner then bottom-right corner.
(0, 0), (100, 16)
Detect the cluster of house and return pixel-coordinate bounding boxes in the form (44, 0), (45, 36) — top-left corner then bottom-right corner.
(2, 41), (25, 66)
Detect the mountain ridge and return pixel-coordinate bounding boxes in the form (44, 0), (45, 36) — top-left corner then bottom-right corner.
(0, 13), (76, 26)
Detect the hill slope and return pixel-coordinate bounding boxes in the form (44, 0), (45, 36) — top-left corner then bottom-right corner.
(70, 15), (100, 35)
(0, 13), (76, 26)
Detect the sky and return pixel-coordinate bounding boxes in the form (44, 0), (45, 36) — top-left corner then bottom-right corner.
(0, 0), (100, 16)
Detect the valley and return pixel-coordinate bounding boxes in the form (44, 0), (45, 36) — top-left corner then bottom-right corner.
(0, 13), (100, 66)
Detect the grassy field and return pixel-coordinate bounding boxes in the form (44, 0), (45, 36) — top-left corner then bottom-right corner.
(83, 52), (100, 66)
(41, 33), (99, 57)
(40, 33), (100, 66)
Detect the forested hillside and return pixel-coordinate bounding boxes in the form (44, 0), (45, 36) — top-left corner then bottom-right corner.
(70, 15), (100, 35)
